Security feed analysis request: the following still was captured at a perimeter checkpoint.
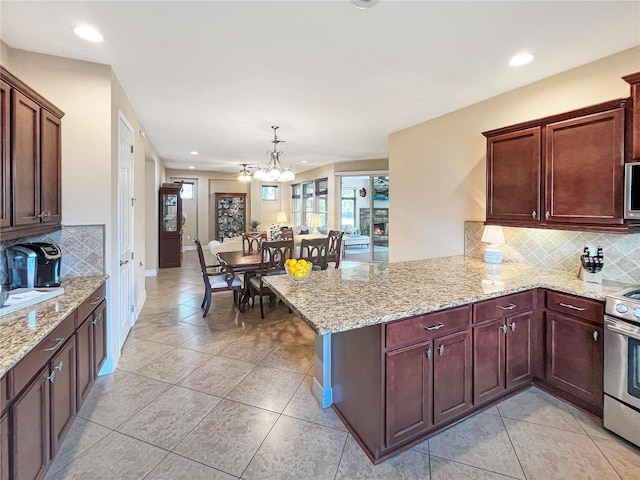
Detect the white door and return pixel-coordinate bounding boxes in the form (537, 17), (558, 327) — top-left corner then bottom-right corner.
(118, 113), (135, 349)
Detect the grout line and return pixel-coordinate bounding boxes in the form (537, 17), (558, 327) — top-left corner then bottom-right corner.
(429, 454), (523, 480)
(498, 415), (529, 480)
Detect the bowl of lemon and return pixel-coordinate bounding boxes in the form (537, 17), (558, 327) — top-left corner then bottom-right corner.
(285, 259), (311, 283)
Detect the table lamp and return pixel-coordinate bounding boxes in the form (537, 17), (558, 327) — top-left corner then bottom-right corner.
(276, 211), (288, 225)
(309, 213), (323, 234)
(481, 225), (505, 264)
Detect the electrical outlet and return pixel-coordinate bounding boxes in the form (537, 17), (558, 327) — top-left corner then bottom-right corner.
(187, 235), (191, 240)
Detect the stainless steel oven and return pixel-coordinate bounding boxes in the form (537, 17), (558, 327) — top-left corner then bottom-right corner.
(604, 287), (640, 446)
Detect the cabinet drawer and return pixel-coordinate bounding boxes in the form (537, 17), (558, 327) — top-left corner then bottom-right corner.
(12, 313), (75, 396)
(75, 283), (106, 327)
(385, 306), (471, 351)
(473, 291), (533, 324)
(546, 291), (603, 324)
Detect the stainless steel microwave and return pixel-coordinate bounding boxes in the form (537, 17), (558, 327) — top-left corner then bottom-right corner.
(625, 162), (640, 219)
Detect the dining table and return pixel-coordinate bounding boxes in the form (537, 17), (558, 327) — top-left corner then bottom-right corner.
(216, 250), (262, 312)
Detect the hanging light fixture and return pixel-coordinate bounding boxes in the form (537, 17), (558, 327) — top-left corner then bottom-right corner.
(253, 126), (295, 182)
(238, 164), (252, 182)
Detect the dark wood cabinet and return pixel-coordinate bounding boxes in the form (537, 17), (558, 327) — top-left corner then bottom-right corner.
(11, 366), (51, 480)
(93, 301), (107, 377)
(76, 291), (107, 411)
(486, 127), (541, 223)
(159, 183), (183, 268)
(484, 96), (635, 233)
(1, 412), (8, 480)
(50, 338), (76, 457)
(0, 67), (64, 241)
(623, 72), (640, 162)
(76, 314), (93, 409)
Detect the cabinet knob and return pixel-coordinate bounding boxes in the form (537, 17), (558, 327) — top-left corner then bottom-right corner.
(92, 313), (102, 325)
(545, 211), (550, 220)
(500, 324), (507, 334)
(532, 211), (536, 219)
(55, 361), (64, 372)
(438, 344), (445, 356)
(510, 322), (516, 332)
(37, 211), (47, 219)
(47, 371), (56, 383)
(426, 348), (432, 360)
(593, 330), (599, 342)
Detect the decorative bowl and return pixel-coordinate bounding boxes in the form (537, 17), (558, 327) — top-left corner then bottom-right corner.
(285, 261), (311, 284)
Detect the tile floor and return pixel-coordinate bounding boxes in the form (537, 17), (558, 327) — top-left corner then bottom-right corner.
(46, 252), (640, 479)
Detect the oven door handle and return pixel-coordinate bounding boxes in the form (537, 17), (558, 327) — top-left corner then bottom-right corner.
(606, 322), (640, 341)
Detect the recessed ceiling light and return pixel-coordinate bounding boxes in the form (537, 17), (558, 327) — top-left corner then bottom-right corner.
(351, 0), (379, 9)
(509, 52), (535, 67)
(189, 166), (195, 170)
(73, 25), (104, 43)
(190, 151), (199, 155)
(301, 160), (308, 164)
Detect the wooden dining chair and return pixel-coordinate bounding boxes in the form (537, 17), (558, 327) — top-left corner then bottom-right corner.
(242, 231), (267, 255)
(249, 239), (294, 319)
(194, 238), (243, 316)
(326, 230), (344, 269)
(300, 237), (329, 270)
(280, 228), (294, 241)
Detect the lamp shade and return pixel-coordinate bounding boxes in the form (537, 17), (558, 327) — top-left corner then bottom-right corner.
(276, 211), (288, 223)
(481, 225), (505, 244)
(308, 213), (323, 228)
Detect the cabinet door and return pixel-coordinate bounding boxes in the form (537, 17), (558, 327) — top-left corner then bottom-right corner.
(433, 330), (472, 425)
(486, 127), (541, 223)
(12, 90), (41, 227)
(12, 366), (50, 480)
(93, 302), (107, 376)
(76, 316), (93, 410)
(0, 80), (10, 229)
(546, 312), (604, 408)
(473, 318), (505, 405)
(1, 412), (8, 480)
(385, 341), (432, 447)
(545, 108), (624, 225)
(50, 338), (76, 457)
(505, 311), (532, 389)
(40, 109), (62, 225)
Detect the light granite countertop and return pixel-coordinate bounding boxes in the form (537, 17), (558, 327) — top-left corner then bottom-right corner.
(264, 256), (630, 336)
(0, 275), (108, 378)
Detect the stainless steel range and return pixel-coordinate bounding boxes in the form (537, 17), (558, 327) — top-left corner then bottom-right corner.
(604, 287), (640, 447)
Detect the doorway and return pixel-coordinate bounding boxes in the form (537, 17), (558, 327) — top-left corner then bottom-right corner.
(339, 174), (389, 262)
(170, 177), (197, 250)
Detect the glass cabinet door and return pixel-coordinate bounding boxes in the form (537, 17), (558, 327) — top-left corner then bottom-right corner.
(162, 193), (179, 232)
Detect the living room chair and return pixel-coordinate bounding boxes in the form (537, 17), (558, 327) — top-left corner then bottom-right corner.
(194, 237), (243, 317)
(300, 237), (329, 270)
(280, 228), (294, 241)
(249, 239), (294, 319)
(326, 230), (344, 269)
(242, 231), (267, 255)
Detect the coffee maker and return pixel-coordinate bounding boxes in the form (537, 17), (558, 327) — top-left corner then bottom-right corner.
(6, 242), (62, 288)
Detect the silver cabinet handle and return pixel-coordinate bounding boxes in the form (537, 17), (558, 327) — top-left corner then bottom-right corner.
(559, 302), (585, 312)
(37, 211), (47, 219)
(92, 313), (102, 325)
(54, 361), (64, 372)
(500, 324), (507, 334)
(510, 322), (516, 331)
(426, 348), (432, 360)
(606, 322), (640, 341)
(545, 211), (550, 219)
(47, 371), (56, 383)
(90, 296), (104, 305)
(498, 304), (516, 311)
(531, 210), (536, 218)
(593, 331), (599, 342)
(438, 344), (445, 356)
(41, 337), (65, 352)
(425, 323), (444, 331)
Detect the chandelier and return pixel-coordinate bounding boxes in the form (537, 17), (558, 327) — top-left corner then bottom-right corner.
(253, 126), (295, 182)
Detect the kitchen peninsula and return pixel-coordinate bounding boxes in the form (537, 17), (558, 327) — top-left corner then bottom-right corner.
(264, 256), (626, 463)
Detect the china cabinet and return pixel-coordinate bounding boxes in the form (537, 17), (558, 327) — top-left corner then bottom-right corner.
(159, 183), (183, 268)
(214, 192), (246, 241)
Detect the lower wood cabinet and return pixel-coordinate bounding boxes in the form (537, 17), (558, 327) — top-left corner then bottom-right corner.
(76, 299), (107, 411)
(50, 338), (76, 457)
(1, 413), (8, 480)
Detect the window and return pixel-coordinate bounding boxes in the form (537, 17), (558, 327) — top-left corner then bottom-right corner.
(292, 178), (329, 227)
(261, 185), (278, 201)
(177, 182), (194, 200)
(292, 183), (302, 226)
(316, 178), (328, 227)
(341, 189), (356, 227)
(303, 181), (314, 225)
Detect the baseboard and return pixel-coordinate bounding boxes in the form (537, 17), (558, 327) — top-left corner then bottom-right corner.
(312, 376), (333, 408)
(136, 290), (147, 317)
(145, 269), (157, 277)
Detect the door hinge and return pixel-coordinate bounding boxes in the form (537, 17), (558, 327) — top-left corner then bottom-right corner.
(130, 145), (134, 154)
(131, 197), (135, 207)
(130, 305), (135, 313)
(130, 251), (134, 260)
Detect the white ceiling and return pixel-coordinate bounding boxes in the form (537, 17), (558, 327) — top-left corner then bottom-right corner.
(1, 1), (639, 174)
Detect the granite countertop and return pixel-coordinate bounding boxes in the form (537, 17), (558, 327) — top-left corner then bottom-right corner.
(0, 275), (108, 378)
(264, 256), (630, 336)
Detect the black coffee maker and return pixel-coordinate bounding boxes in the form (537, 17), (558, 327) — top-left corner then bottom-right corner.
(6, 242), (62, 288)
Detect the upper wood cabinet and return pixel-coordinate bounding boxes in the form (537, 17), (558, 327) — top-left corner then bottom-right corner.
(0, 67), (64, 241)
(624, 72), (640, 162)
(484, 93), (637, 233)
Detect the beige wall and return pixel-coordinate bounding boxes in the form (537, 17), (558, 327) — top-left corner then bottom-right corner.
(389, 46), (640, 263)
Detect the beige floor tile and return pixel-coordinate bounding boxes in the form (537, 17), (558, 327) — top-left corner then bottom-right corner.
(336, 434), (430, 480)
(117, 338), (173, 373)
(243, 415), (348, 480)
(592, 436), (640, 480)
(430, 456), (521, 480)
(281, 321), (317, 344)
(503, 417), (621, 480)
(174, 399), (278, 477)
(428, 413), (525, 479)
(179, 329), (244, 355)
(283, 375), (347, 431)
(78, 370), (171, 429)
(116, 385), (221, 450)
(226, 365), (305, 413)
(497, 387), (585, 433)
(260, 340), (314, 373)
(46, 431), (167, 480)
(178, 355), (255, 396)
(145, 454), (237, 480)
(132, 347), (212, 384)
(568, 405), (618, 440)
(218, 332), (280, 363)
(141, 322), (210, 346)
(45, 418), (111, 478)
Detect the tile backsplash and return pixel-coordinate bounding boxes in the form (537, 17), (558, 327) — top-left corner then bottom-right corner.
(465, 221), (640, 285)
(0, 225), (105, 284)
